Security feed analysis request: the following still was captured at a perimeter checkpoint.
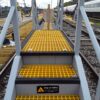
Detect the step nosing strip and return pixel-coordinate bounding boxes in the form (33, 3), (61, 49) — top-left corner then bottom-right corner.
(16, 78), (80, 84)
(21, 52), (74, 56)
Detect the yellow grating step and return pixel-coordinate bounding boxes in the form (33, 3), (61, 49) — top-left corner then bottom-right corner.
(16, 94), (80, 100)
(22, 30), (73, 52)
(18, 65), (77, 78)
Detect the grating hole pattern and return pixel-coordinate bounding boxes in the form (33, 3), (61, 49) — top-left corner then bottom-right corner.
(18, 65), (77, 78)
(16, 94), (80, 100)
(22, 30), (73, 52)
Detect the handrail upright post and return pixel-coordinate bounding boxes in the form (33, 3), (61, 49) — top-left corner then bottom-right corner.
(74, 0), (91, 100)
(56, 0), (60, 29)
(32, 0), (39, 30)
(74, 0), (84, 55)
(34, 1), (38, 29)
(4, 0), (21, 99)
(59, 0), (64, 30)
(32, 0), (36, 30)
(36, 6), (39, 29)
(10, 0), (21, 55)
(55, 0), (58, 29)
(79, 2), (100, 100)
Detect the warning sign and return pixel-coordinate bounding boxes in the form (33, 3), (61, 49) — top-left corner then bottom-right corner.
(37, 86), (59, 93)
(37, 87), (44, 93)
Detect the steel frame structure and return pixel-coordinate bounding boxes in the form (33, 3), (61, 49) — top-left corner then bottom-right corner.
(74, 0), (100, 100)
(32, 0), (39, 30)
(56, 0), (60, 29)
(0, 0), (38, 100)
(0, 0), (99, 100)
(56, 0), (64, 30)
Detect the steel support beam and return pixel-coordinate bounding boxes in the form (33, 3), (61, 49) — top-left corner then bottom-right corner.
(4, 0), (22, 99)
(0, 6), (15, 48)
(32, 0), (36, 30)
(74, 55), (91, 100)
(95, 76), (100, 100)
(35, 6), (39, 29)
(74, 0), (84, 55)
(32, 0), (38, 30)
(59, 0), (64, 30)
(11, 0), (21, 55)
(56, 0), (60, 29)
(80, 5), (100, 100)
(74, 0), (91, 100)
(4, 56), (21, 100)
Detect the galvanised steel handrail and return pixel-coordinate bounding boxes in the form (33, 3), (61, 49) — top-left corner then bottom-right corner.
(4, 0), (31, 99)
(4, 55), (21, 100)
(59, 0), (64, 30)
(80, 6), (100, 100)
(74, 0), (100, 99)
(74, 55), (91, 100)
(74, 0), (91, 100)
(56, 0), (64, 30)
(55, 0), (60, 29)
(80, 6), (100, 63)
(4, 0), (40, 100)
(32, 0), (39, 30)
(0, 6), (15, 48)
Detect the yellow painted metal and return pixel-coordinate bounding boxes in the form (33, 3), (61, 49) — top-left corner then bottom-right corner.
(18, 65), (77, 78)
(43, 22), (53, 30)
(16, 94), (80, 100)
(22, 30), (73, 52)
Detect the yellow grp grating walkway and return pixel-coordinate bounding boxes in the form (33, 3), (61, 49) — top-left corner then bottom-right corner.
(18, 65), (77, 78)
(16, 94), (80, 100)
(22, 30), (73, 52)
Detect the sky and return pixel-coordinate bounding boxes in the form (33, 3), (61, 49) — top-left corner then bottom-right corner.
(0, 0), (72, 8)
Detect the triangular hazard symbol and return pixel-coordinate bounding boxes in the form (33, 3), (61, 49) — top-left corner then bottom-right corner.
(38, 87), (44, 93)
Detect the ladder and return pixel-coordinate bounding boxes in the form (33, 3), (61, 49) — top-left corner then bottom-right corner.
(1, 0), (100, 100)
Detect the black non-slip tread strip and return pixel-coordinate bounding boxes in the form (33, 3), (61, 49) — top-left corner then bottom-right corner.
(16, 77), (80, 84)
(21, 52), (74, 56)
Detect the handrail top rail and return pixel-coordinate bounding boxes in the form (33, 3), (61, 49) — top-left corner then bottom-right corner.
(80, 6), (100, 63)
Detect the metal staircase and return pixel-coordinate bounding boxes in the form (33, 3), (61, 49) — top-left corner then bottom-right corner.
(13, 29), (81, 100)
(1, 0), (99, 100)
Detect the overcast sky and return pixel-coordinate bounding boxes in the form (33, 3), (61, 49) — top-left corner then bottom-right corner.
(0, 0), (71, 8)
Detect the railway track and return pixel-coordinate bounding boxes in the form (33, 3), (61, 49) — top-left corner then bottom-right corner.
(0, 20), (33, 75)
(0, 15), (99, 99)
(0, 15), (44, 99)
(0, 20), (33, 100)
(63, 19), (100, 41)
(63, 21), (99, 99)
